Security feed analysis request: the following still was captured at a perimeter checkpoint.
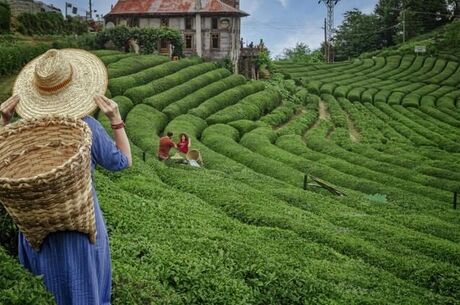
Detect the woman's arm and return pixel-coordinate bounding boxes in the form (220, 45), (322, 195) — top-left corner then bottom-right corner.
(94, 95), (132, 167)
(188, 138), (191, 148)
(0, 95), (19, 127)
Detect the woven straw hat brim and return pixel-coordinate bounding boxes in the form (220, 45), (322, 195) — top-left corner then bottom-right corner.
(13, 49), (108, 119)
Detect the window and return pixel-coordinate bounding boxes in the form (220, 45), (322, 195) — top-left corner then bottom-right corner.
(211, 33), (220, 49)
(211, 17), (218, 29)
(185, 34), (193, 49)
(160, 17), (169, 27)
(185, 17), (193, 30)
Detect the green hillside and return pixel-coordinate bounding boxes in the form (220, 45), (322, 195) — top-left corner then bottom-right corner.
(2, 50), (460, 304)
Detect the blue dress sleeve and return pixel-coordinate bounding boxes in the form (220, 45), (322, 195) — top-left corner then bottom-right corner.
(83, 116), (129, 172)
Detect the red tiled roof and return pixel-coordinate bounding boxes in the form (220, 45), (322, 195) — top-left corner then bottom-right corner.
(107, 0), (248, 16)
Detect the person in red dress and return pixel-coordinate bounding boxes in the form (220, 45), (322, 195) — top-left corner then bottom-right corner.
(177, 133), (191, 154)
(157, 131), (177, 161)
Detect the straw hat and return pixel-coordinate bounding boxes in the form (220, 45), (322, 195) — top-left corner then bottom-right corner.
(13, 49), (108, 119)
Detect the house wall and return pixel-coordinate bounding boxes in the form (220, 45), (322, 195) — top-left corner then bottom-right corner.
(113, 15), (241, 61)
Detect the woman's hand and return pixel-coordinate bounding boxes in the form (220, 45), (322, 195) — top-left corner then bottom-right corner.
(94, 95), (122, 124)
(0, 95), (19, 126)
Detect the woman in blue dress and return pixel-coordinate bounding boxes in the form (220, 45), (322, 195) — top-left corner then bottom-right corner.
(0, 49), (132, 305)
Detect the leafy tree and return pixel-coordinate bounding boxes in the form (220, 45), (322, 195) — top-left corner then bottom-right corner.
(334, 9), (382, 61)
(375, 0), (402, 46)
(280, 42), (323, 63)
(0, 0), (11, 33)
(400, 0), (450, 40)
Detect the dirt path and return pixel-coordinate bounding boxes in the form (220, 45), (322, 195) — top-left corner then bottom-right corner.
(346, 114), (361, 143)
(303, 100), (330, 139)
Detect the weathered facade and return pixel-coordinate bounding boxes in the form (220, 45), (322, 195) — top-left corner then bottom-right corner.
(5, 0), (61, 16)
(105, 0), (248, 65)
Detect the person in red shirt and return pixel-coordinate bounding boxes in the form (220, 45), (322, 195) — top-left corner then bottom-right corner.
(157, 131), (177, 161)
(177, 133), (191, 154)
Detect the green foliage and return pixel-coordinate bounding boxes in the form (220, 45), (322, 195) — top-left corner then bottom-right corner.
(189, 81), (266, 119)
(17, 13), (88, 35)
(108, 57), (201, 97)
(0, 42), (49, 76)
(160, 74), (246, 118)
(0, 0), (11, 33)
(107, 55), (169, 79)
(334, 9), (383, 61)
(280, 42), (323, 63)
(95, 26), (183, 56)
(206, 90), (282, 125)
(125, 62), (215, 104)
(0, 247), (56, 304)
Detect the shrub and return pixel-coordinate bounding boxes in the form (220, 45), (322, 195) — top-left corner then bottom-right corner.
(99, 53), (134, 65)
(95, 26), (183, 56)
(0, 247), (56, 304)
(107, 55), (169, 79)
(333, 85), (352, 98)
(388, 92), (405, 105)
(145, 68), (231, 112)
(125, 104), (168, 153)
(17, 13), (87, 35)
(401, 94), (421, 107)
(161, 75), (245, 119)
(206, 90), (282, 125)
(347, 87), (366, 102)
(188, 81), (266, 119)
(420, 95), (437, 107)
(125, 62), (216, 104)
(361, 88), (379, 103)
(229, 120), (269, 137)
(0, 42), (49, 76)
(306, 80), (322, 95)
(108, 58), (201, 97)
(373, 90), (391, 104)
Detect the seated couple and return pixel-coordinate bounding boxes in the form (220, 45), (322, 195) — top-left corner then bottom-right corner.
(158, 132), (199, 166)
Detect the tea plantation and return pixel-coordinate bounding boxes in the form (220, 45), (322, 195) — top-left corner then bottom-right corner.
(2, 50), (460, 305)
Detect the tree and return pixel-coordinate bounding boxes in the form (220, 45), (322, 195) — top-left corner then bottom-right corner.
(334, 9), (382, 61)
(375, 0), (402, 46)
(401, 0), (450, 39)
(281, 42), (323, 63)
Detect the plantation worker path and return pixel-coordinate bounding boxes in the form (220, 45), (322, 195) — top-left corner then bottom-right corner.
(303, 100), (330, 140)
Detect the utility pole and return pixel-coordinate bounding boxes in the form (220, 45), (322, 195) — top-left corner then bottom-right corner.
(402, 9), (406, 43)
(323, 18), (328, 62)
(318, 0), (341, 63)
(89, 0), (92, 20)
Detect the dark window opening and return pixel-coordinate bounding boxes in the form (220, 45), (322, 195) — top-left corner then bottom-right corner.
(211, 33), (220, 49)
(185, 17), (193, 29)
(212, 17), (218, 29)
(185, 35), (192, 49)
(161, 17), (169, 27)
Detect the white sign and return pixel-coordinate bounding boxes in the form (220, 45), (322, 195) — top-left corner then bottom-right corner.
(414, 46), (426, 53)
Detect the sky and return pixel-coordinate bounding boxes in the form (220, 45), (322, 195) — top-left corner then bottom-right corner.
(45, 0), (379, 57)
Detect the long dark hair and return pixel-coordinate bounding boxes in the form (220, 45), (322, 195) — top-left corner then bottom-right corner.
(179, 133), (188, 142)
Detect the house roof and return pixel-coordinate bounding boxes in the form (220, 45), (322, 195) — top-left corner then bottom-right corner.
(107, 0), (249, 17)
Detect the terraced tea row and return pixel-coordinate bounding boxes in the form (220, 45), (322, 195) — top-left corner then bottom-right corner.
(276, 55), (460, 108)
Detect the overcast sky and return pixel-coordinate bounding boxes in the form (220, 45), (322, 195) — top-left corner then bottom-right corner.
(46, 0), (379, 56)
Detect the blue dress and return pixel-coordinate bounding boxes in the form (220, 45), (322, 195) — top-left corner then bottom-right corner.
(18, 116), (129, 305)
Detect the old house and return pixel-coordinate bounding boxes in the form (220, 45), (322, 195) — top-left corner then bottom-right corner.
(104, 0), (248, 66)
(6, 0), (61, 16)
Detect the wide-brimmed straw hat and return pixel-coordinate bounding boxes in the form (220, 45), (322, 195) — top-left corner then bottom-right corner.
(13, 49), (108, 119)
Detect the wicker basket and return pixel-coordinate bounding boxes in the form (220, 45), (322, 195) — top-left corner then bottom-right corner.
(186, 149), (203, 165)
(0, 116), (96, 251)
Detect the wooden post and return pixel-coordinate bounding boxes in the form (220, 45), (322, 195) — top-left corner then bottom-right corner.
(303, 174), (308, 190)
(454, 192), (458, 210)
